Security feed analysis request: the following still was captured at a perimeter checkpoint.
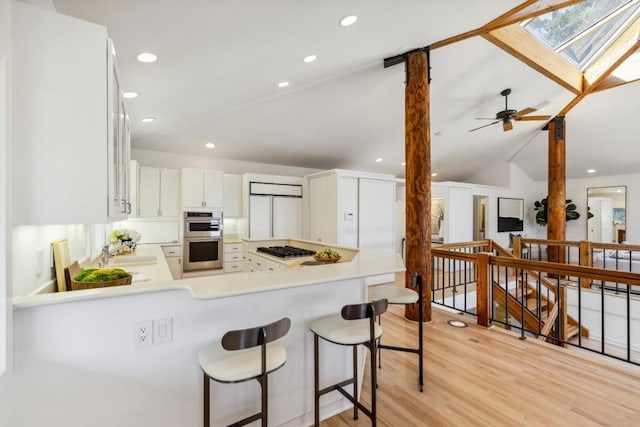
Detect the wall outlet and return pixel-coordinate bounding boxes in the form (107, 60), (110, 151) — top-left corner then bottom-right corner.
(154, 318), (173, 344)
(35, 247), (43, 277)
(135, 321), (153, 346)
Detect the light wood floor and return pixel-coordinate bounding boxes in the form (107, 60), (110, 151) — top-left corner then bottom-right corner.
(322, 283), (640, 426)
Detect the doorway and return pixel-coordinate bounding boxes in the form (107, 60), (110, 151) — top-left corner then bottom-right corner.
(473, 195), (488, 241)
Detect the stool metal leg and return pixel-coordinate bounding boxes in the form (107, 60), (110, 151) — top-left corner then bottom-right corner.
(418, 291), (424, 392)
(314, 334), (320, 427)
(261, 374), (268, 427)
(370, 335), (378, 426)
(203, 372), (210, 427)
(352, 345), (358, 420)
(377, 314), (382, 369)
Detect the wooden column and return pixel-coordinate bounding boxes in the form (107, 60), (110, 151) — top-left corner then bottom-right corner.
(476, 253), (491, 327)
(547, 116), (566, 264)
(404, 50), (431, 322)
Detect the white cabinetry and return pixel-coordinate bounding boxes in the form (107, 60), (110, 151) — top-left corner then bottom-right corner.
(162, 244), (182, 280)
(13, 3), (132, 224)
(138, 167), (180, 217)
(223, 174), (242, 218)
(223, 242), (243, 273)
(243, 175), (303, 239)
(307, 170), (395, 284)
(129, 160), (139, 218)
(181, 168), (224, 209)
(588, 197), (614, 243)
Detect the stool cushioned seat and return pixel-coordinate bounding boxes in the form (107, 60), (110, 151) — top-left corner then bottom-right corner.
(371, 286), (418, 305)
(311, 314), (382, 345)
(199, 341), (287, 383)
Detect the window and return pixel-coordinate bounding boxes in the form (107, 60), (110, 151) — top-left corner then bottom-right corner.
(522, 0), (640, 69)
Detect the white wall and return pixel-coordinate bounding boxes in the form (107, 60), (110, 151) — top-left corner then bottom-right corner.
(0, 0), (12, 376)
(132, 149), (321, 177)
(534, 172), (640, 244)
(11, 225), (93, 296)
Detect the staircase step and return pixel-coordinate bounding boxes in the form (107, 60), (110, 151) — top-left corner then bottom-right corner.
(567, 324), (579, 339)
(526, 298), (549, 312)
(508, 286), (534, 298)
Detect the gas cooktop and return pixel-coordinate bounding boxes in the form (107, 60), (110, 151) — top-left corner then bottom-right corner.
(256, 245), (316, 258)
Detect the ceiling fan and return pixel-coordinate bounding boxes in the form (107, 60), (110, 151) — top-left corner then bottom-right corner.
(469, 88), (551, 132)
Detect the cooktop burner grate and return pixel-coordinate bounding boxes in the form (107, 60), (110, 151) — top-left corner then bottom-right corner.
(256, 245), (316, 258)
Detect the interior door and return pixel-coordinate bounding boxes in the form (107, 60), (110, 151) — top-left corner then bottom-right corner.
(272, 197), (302, 239)
(249, 195), (272, 239)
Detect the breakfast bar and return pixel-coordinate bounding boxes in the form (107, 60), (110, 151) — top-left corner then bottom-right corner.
(4, 244), (404, 427)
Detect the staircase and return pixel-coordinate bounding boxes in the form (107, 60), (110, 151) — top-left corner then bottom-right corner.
(492, 243), (589, 343)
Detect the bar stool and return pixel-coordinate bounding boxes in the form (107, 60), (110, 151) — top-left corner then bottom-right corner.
(370, 271), (424, 391)
(310, 299), (388, 427)
(198, 317), (291, 427)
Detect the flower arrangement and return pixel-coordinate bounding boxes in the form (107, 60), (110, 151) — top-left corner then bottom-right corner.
(109, 229), (142, 244)
(108, 229), (141, 255)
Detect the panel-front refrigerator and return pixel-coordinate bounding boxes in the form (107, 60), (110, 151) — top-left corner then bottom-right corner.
(248, 182), (303, 239)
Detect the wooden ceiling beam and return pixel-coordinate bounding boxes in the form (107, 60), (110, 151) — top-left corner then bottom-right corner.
(485, 0), (584, 29)
(431, 0), (584, 50)
(592, 74), (640, 92)
(483, 25), (584, 94)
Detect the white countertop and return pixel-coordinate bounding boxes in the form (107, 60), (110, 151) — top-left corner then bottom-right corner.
(13, 243), (404, 309)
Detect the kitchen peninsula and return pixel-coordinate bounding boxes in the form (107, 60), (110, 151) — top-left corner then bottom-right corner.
(5, 241), (404, 427)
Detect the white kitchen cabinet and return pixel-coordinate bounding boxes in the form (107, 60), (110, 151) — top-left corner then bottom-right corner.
(223, 174), (242, 218)
(129, 160), (139, 218)
(223, 242), (243, 273)
(13, 3), (132, 224)
(181, 168), (223, 209)
(162, 244), (182, 280)
(138, 167), (180, 217)
(307, 169), (395, 284)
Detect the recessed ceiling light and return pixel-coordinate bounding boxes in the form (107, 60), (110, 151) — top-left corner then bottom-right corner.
(205, 142), (215, 149)
(136, 52), (158, 63)
(277, 81), (290, 88)
(339, 15), (358, 27)
(401, 162), (406, 166)
(375, 158), (383, 163)
(587, 169), (596, 174)
(432, 172), (438, 177)
(617, 189), (622, 193)
(123, 91), (139, 99)
(140, 117), (155, 123)
(303, 55), (317, 63)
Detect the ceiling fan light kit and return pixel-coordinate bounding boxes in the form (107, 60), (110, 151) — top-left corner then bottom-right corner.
(469, 88), (551, 132)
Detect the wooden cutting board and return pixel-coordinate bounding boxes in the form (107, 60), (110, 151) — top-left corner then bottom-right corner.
(52, 239), (71, 292)
(64, 261), (82, 290)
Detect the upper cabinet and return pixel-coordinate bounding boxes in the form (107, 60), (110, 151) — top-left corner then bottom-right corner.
(138, 167), (180, 217)
(181, 168), (223, 210)
(223, 174), (242, 218)
(12, 3), (132, 224)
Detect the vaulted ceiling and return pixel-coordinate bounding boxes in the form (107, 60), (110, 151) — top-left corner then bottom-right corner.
(51, 0), (640, 182)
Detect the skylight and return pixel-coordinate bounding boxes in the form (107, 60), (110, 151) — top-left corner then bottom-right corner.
(522, 0), (640, 70)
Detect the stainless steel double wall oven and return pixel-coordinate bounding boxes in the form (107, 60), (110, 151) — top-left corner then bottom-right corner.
(183, 211), (223, 271)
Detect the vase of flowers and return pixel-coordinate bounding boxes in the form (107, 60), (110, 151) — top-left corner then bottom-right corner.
(108, 229), (141, 254)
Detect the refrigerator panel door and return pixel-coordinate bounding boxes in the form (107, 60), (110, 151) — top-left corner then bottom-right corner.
(249, 195), (272, 239)
(358, 179), (395, 250)
(272, 196), (302, 239)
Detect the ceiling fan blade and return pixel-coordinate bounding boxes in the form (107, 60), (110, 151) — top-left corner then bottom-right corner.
(502, 120), (513, 131)
(468, 120), (500, 132)
(511, 107), (537, 119)
(515, 115), (552, 121)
